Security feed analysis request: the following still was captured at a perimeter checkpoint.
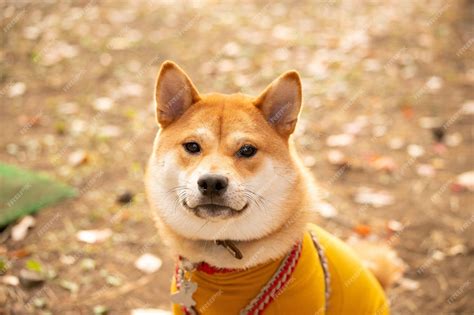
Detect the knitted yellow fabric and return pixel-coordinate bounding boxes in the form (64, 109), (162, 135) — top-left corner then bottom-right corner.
(171, 224), (389, 314)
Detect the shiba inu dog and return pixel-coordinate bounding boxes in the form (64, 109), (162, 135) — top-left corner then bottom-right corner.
(146, 61), (391, 314)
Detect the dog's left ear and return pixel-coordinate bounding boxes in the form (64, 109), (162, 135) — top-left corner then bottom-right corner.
(254, 70), (302, 136)
(154, 61), (200, 128)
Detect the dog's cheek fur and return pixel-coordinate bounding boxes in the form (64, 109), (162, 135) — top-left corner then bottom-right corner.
(147, 150), (209, 240)
(227, 158), (300, 240)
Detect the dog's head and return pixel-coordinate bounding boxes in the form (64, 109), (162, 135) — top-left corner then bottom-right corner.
(146, 61), (305, 242)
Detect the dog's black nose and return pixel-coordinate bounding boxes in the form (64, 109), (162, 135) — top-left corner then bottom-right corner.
(197, 174), (228, 196)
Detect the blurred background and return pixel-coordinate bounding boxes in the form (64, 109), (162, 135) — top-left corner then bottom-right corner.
(1, 0), (473, 314)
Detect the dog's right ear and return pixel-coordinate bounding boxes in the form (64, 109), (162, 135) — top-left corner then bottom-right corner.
(254, 70), (302, 137)
(155, 61), (200, 127)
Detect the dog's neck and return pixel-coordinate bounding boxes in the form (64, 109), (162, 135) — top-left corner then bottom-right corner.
(156, 209), (312, 270)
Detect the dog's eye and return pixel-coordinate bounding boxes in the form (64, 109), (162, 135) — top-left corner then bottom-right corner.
(183, 142), (201, 154)
(237, 144), (257, 158)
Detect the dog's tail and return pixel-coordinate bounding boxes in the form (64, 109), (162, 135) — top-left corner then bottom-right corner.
(347, 237), (406, 290)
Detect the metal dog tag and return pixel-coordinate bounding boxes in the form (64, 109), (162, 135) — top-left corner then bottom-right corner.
(170, 279), (197, 308)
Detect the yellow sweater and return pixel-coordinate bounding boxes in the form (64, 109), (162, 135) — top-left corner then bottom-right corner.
(172, 224), (389, 314)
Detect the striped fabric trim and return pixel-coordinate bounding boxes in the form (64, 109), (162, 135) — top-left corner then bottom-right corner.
(239, 241), (303, 315)
(310, 231), (331, 311)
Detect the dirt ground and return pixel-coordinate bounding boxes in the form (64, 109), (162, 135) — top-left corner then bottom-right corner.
(1, 0), (473, 314)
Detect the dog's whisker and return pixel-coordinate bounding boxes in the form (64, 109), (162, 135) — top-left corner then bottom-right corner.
(242, 189), (271, 216)
(196, 219), (210, 234)
(243, 187), (273, 207)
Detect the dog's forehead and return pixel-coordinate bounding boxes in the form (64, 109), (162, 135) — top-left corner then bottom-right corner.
(184, 93), (265, 139)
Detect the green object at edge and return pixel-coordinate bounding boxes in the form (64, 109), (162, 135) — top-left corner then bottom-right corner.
(0, 163), (76, 228)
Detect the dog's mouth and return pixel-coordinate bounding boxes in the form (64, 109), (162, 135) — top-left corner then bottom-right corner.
(183, 200), (248, 219)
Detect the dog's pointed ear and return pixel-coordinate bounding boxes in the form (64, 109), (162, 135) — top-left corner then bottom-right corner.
(155, 61), (200, 127)
(254, 70), (302, 136)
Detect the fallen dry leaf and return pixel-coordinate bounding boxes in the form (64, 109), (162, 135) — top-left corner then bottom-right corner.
(353, 224), (372, 237)
(354, 187), (395, 208)
(386, 220), (404, 233)
(371, 156), (397, 172)
(398, 278), (420, 291)
(407, 144), (425, 158)
(416, 164), (435, 177)
(316, 202), (338, 218)
(1, 275), (19, 286)
(461, 100), (474, 115)
(326, 134), (354, 147)
(8, 82), (26, 98)
(93, 97), (114, 112)
(327, 149), (348, 166)
(76, 229), (112, 244)
(68, 149), (89, 167)
(454, 171), (474, 191)
(11, 216), (36, 242)
(134, 253), (163, 274)
(445, 133), (462, 147)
